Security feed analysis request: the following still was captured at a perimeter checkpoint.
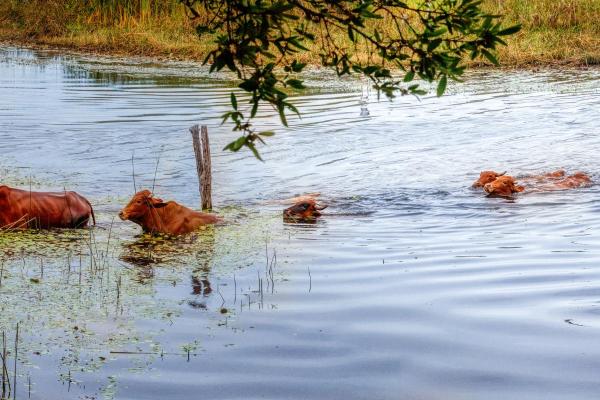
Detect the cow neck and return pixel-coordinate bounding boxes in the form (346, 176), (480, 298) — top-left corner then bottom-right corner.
(143, 202), (174, 234)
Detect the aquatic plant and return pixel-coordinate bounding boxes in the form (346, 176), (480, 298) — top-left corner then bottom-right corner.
(0, 201), (287, 397)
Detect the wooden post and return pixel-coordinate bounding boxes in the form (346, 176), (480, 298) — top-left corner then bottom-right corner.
(190, 124), (213, 210)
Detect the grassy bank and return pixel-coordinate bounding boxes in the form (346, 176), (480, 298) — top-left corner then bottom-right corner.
(1, 0), (599, 67)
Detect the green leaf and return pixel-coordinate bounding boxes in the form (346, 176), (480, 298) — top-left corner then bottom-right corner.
(246, 142), (264, 161)
(482, 16), (493, 30)
(427, 39), (442, 52)
(231, 136), (246, 151)
(239, 79), (258, 92)
(230, 92), (238, 110)
(250, 101), (259, 118)
(497, 24), (521, 36)
(286, 102), (300, 116)
(494, 37), (508, 46)
(403, 70), (415, 82)
(288, 37), (309, 51)
(259, 131), (275, 137)
(436, 75), (447, 97)
(196, 25), (212, 35)
(481, 49), (499, 65)
(291, 60), (306, 72)
(286, 79), (305, 89)
(429, 27), (447, 37)
(278, 104), (288, 126)
(363, 65), (378, 75)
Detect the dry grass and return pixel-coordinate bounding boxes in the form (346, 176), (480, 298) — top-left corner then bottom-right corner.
(485, 0), (600, 66)
(0, 0), (599, 67)
(0, 0), (210, 60)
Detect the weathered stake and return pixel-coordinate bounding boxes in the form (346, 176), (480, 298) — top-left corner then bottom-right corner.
(190, 124), (213, 210)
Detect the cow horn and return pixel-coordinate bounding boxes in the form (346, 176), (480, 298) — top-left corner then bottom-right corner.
(499, 171), (507, 176)
(316, 203), (328, 210)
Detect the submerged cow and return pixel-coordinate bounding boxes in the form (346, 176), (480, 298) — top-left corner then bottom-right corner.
(266, 192), (328, 223)
(482, 175), (525, 197)
(472, 170), (507, 188)
(0, 185), (95, 229)
(119, 190), (221, 235)
(283, 198), (328, 223)
(477, 170), (592, 197)
(472, 170), (569, 188)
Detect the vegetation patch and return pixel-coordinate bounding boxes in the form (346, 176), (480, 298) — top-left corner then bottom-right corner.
(0, 193), (285, 397)
(0, 0), (598, 67)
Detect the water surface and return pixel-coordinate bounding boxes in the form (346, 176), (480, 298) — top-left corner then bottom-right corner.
(1, 46), (600, 400)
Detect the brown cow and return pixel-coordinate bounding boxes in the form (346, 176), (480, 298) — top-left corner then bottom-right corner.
(263, 192), (322, 205)
(534, 172), (592, 191)
(482, 171), (592, 197)
(472, 170), (507, 188)
(283, 199), (327, 223)
(473, 170), (569, 188)
(119, 190), (221, 235)
(0, 185), (95, 230)
(483, 176), (525, 197)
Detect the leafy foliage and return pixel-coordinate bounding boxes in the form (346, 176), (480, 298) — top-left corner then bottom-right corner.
(180, 0), (520, 158)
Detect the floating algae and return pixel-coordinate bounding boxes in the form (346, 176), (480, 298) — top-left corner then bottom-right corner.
(0, 165), (47, 189)
(0, 227), (177, 395)
(0, 203), (289, 398)
(0, 170), (286, 378)
(0, 229), (88, 258)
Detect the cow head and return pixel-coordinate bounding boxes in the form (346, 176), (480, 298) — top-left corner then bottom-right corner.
(283, 200), (327, 223)
(472, 170), (506, 188)
(483, 176), (525, 197)
(119, 190), (167, 222)
(546, 170), (566, 179)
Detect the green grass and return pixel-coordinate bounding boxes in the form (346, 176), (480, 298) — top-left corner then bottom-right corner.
(0, 0), (599, 67)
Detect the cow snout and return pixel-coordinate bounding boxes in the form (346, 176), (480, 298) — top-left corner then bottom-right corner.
(118, 211), (127, 220)
(483, 183), (494, 194)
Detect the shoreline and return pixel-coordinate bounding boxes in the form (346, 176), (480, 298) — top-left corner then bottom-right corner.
(0, 32), (204, 65)
(2, 33), (599, 72)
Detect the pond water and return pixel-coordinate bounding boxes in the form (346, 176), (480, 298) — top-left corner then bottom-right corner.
(1, 45), (600, 400)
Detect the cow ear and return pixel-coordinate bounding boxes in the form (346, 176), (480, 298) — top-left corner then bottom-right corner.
(515, 185), (525, 192)
(150, 197), (167, 207)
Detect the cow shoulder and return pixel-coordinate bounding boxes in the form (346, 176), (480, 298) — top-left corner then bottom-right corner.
(166, 201), (194, 216)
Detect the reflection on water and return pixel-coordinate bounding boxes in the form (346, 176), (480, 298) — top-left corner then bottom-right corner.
(1, 46), (600, 400)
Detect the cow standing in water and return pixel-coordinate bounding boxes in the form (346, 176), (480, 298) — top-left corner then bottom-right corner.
(0, 185), (95, 229)
(119, 190), (221, 235)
